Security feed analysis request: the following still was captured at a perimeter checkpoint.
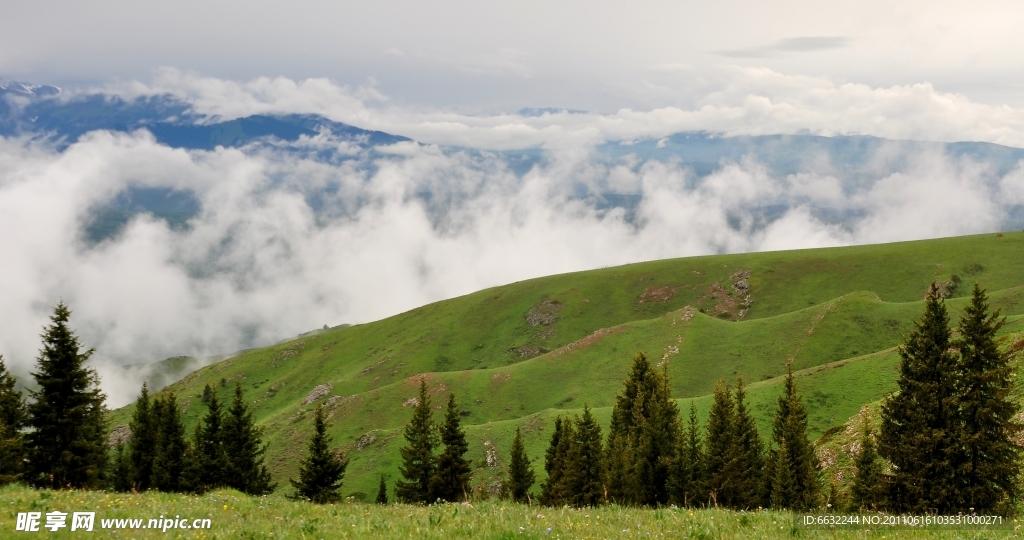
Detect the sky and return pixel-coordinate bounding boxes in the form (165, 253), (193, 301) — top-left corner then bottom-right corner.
(3, 0), (1024, 111)
(3, 1), (1024, 405)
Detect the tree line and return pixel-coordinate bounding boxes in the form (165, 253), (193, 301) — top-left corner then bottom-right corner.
(0, 302), (340, 502)
(389, 283), (1019, 514)
(0, 283), (1019, 513)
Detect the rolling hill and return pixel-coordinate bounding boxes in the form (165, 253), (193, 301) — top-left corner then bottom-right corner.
(108, 232), (1024, 500)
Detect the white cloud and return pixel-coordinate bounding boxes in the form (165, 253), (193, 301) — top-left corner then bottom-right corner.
(2, 75), (1024, 406)
(91, 69), (1024, 151)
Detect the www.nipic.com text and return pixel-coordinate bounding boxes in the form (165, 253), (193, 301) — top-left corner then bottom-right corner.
(15, 511), (212, 533)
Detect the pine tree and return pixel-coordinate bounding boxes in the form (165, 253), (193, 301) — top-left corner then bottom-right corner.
(0, 356), (26, 485)
(430, 393), (472, 502)
(704, 380), (736, 508)
(731, 377), (766, 509)
(669, 401), (704, 507)
(396, 379), (436, 504)
(111, 443), (132, 492)
(601, 413), (626, 502)
(604, 352), (680, 506)
(152, 393), (188, 492)
(201, 384), (212, 404)
(540, 416), (569, 506)
(128, 383), (157, 491)
(26, 303), (108, 489)
(768, 366), (818, 510)
(376, 474), (389, 504)
(185, 388), (225, 493)
(222, 383), (275, 495)
(953, 283), (1021, 512)
(880, 284), (960, 512)
(851, 416), (884, 511)
(289, 404), (348, 504)
(506, 426), (536, 504)
(179, 444), (201, 494)
(567, 404), (604, 507)
(769, 437), (795, 510)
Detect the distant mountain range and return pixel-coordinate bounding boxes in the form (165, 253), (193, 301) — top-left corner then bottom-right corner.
(4, 80), (1024, 240)
(0, 82), (407, 150)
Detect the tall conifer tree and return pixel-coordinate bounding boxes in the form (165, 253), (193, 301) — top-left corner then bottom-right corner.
(604, 352), (679, 506)
(128, 383), (156, 491)
(851, 417), (884, 511)
(540, 416), (568, 506)
(704, 380), (736, 507)
(669, 401), (704, 507)
(289, 404), (348, 504)
(396, 379), (435, 504)
(768, 366), (818, 510)
(953, 283), (1021, 512)
(26, 303), (108, 489)
(0, 357), (26, 485)
(731, 377), (766, 509)
(506, 426), (536, 504)
(567, 404), (604, 507)
(221, 383), (275, 495)
(880, 284), (959, 512)
(185, 388), (225, 492)
(111, 443), (131, 492)
(542, 417), (575, 506)
(152, 393), (188, 492)
(430, 393), (472, 502)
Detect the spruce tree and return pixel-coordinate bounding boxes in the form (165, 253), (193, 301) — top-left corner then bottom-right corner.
(376, 474), (389, 504)
(0, 356), (26, 485)
(604, 352), (680, 506)
(768, 366), (818, 510)
(731, 377), (766, 509)
(540, 416), (568, 506)
(704, 380), (736, 508)
(669, 401), (704, 507)
(601, 413), (626, 502)
(111, 443), (132, 492)
(26, 303), (108, 489)
(222, 383), (275, 495)
(152, 393), (188, 492)
(289, 404), (348, 504)
(851, 417), (884, 511)
(430, 393), (472, 502)
(880, 285), (959, 512)
(769, 437), (795, 510)
(185, 388), (225, 492)
(953, 283), (1021, 512)
(128, 383), (156, 491)
(567, 404), (604, 507)
(506, 426), (536, 504)
(396, 379), (436, 503)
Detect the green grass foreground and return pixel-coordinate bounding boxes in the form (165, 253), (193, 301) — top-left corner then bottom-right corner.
(1, 484), (1019, 539)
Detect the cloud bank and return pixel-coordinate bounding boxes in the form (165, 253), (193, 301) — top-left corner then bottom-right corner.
(2, 72), (1024, 406)
(101, 68), (1024, 150)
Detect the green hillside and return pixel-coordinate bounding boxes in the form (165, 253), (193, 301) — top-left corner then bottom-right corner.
(109, 232), (1024, 500)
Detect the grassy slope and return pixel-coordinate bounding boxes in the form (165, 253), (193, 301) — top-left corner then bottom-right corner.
(107, 232), (1024, 499)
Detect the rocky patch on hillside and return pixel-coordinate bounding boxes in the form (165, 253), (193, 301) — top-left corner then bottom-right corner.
(694, 268), (753, 320)
(639, 285), (680, 303)
(526, 298), (562, 326)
